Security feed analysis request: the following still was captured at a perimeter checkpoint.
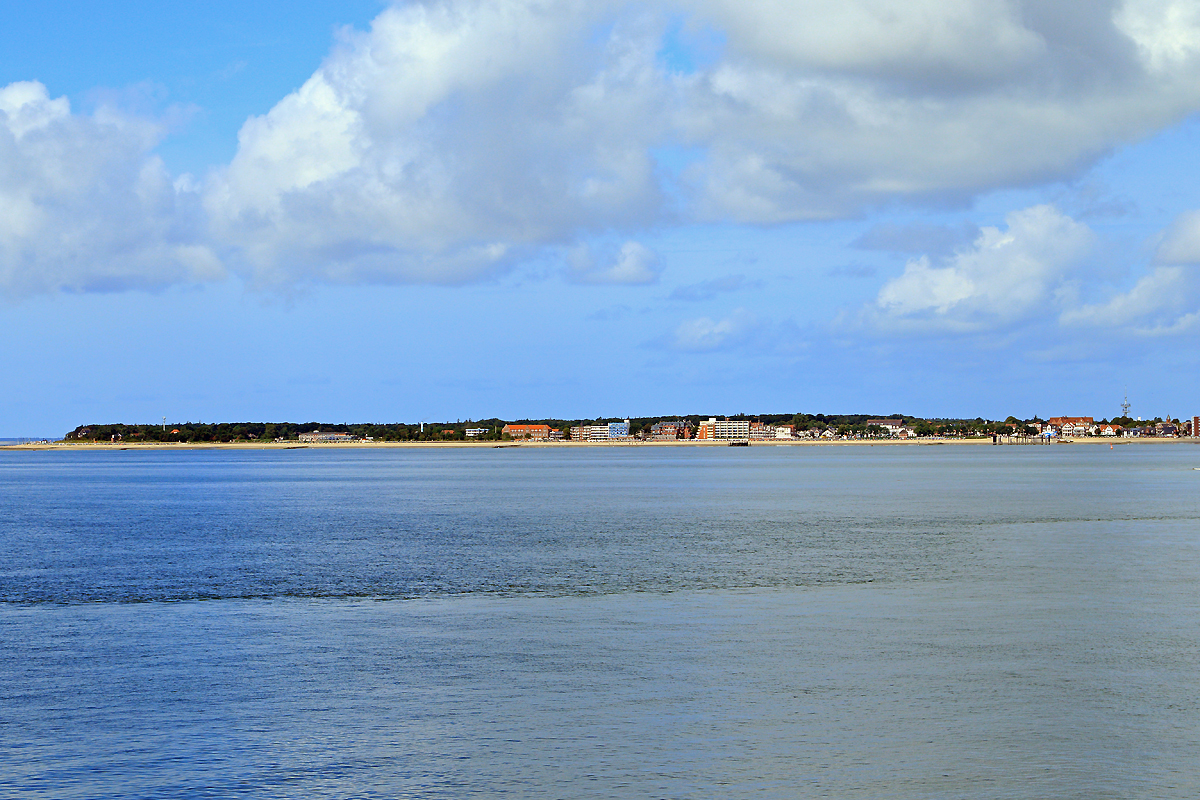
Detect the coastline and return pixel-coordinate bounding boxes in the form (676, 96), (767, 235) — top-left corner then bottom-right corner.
(3, 437), (1196, 451)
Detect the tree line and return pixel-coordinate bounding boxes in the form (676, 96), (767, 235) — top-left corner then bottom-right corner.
(64, 412), (1161, 443)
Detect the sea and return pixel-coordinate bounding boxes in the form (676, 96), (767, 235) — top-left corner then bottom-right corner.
(1, 444), (1198, 799)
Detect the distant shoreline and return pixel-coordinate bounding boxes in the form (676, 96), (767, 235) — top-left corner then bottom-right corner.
(3, 437), (1196, 451)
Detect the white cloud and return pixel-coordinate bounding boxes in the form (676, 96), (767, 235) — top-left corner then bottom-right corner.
(206, 0), (667, 287)
(12, 0), (1200, 293)
(695, 0), (1046, 85)
(1115, 0), (1200, 72)
(870, 205), (1095, 331)
(677, 0), (1200, 220)
(1060, 266), (1200, 335)
(569, 240), (661, 284)
(865, 202), (1200, 339)
(0, 81), (220, 295)
(1155, 209), (1200, 265)
(1072, 207), (1200, 333)
(672, 308), (762, 351)
(202, 0), (1200, 287)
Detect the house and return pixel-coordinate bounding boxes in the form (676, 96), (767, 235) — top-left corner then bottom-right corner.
(748, 421), (775, 440)
(1046, 416), (1094, 437)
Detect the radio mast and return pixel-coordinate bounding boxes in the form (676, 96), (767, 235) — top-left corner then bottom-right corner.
(1120, 389), (1131, 419)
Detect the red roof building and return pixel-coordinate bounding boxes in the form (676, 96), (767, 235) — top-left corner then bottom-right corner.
(502, 424), (552, 440)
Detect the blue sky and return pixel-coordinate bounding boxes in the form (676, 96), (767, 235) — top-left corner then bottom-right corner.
(4, 0), (1200, 435)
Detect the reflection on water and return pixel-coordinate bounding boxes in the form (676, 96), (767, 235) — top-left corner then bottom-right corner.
(2, 445), (1199, 798)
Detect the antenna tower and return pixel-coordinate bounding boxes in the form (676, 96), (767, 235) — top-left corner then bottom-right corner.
(1120, 389), (1131, 419)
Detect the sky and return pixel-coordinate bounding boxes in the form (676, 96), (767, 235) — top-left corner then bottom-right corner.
(4, 0), (1200, 435)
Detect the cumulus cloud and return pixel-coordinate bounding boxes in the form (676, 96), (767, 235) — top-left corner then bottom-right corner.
(205, 0), (668, 287)
(201, 0), (1200, 287)
(1060, 265), (1200, 335)
(869, 205), (1095, 332)
(678, 0), (1200, 220)
(12, 0), (1200, 292)
(1046, 206), (1200, 334)
(0, 81), (220, 295)
(862, 202), (1200, 338)
(1155, 209), (1200, 265)
(568, 240), (661, 284)
(1057, 207), (1200, 334)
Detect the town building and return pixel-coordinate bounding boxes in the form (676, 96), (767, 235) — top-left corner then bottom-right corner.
(865, 419), (907, 436)
(298, 431), (356, 443)
(748, 421), (773, 440)
(1046, 416), (1094, 437)
(464, 428), (489, 437)
(649, 420), (694, 440)
(696, 418), (751, 440)
(569, 420), (631, 441)
(502, 424), (552, 440)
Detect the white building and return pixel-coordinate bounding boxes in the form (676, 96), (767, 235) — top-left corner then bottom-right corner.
(570, 420), (631, 441)
(298, 431), (356, 443)
(696, 418), (751, 440)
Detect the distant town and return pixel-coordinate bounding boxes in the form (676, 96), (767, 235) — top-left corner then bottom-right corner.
(58, 412), (1200, 444)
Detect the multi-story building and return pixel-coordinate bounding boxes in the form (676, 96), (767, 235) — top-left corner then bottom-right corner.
(569, 420), (631, 441)
(1046, 416), (1094, 437)
(298, 431), (356, 443)
(649, 420), (693, 440)
(1192, 416), (1199, 437)
(464, 428), (490, 437)
(696, 418), (751, 440)
(866, 419), (906, 437)
(607, 419), (630, 439)
(502, 424), (552, 440)
(748, 422), (777, 440)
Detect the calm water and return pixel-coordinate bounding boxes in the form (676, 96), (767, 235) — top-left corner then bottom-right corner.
(1, 444), (1199, 798)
